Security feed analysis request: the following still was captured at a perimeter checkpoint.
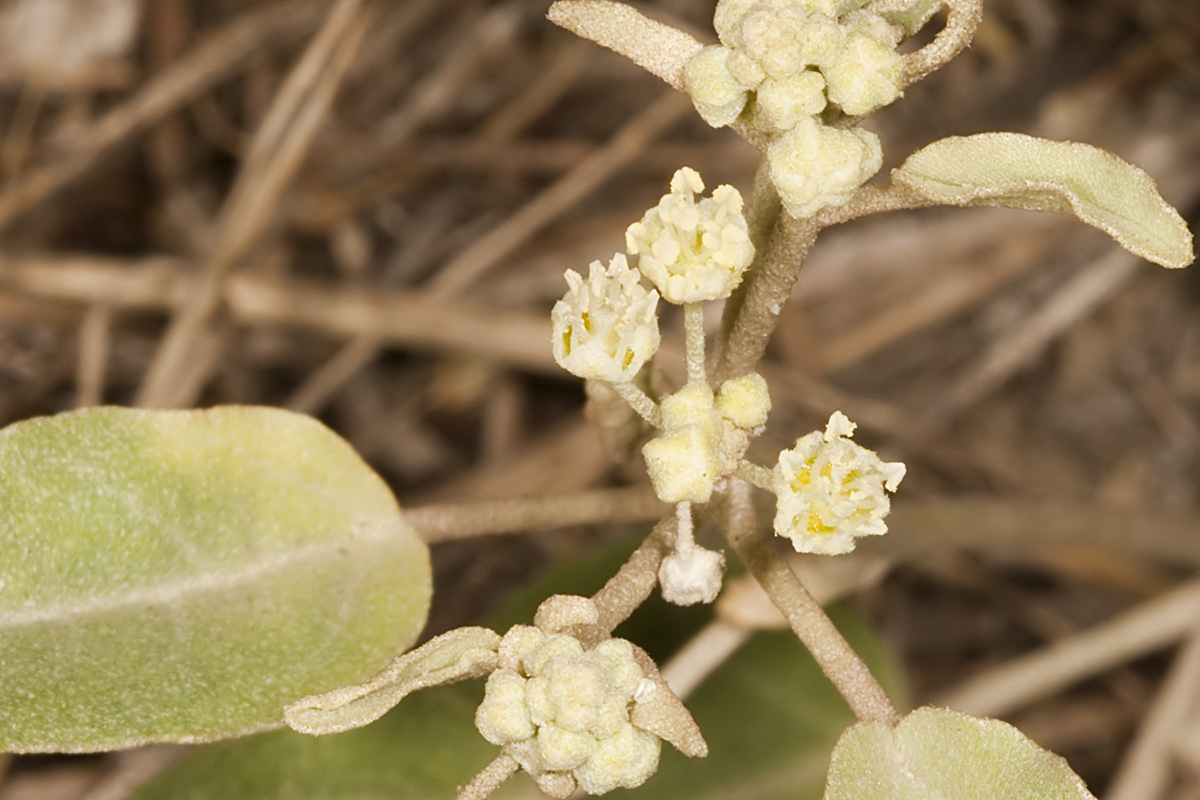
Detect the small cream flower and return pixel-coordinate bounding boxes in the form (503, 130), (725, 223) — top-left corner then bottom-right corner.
(626, 168), (754, 304)
(551, 254), (660, 383)
(766, 116), (882, 216)
(772, 411), (905, 554)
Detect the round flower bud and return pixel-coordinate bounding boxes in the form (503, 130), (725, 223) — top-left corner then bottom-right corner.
(659, 546), (727, 605)
(716, 372), (772, 430)
(772, 411), (905, 554)
(684, 45), (748, 128)
(642, 425), (720, 504)
(824, 31), (903, 115)
(551, 254), (660, 383)
(756, 71), (827, 131)
(626, 168), (754, 304)
(766, 117), (882, 217)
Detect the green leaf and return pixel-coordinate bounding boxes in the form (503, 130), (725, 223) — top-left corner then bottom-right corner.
(893, 132), (1195, 269)
(825, 707), (1097, 800)
(132, 684), (496, 800)
(0, 406), (431, 752)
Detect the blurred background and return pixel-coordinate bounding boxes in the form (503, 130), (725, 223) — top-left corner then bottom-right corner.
(0, 0), (1198, 797)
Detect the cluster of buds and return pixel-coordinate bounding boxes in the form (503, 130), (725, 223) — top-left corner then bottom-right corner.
(642, 374), (771, 505)
(684, 0), (909, 217)
(475, 596), (706, 796)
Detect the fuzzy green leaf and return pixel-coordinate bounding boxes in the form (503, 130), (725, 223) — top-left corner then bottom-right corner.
(825, 707), (1097, 800)
(893, 132), (1194, 269)
(0, 406), (431, 752)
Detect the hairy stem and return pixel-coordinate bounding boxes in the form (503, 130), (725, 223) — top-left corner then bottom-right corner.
(588, 517), (674, 639)
(813, 182), (937, 227)
(713, 160), (781, 371)
(718, 478), (900, 725)
(456, 753), (520, 800)
(683, 302), (707, 385)
(714, 213), (819, 383)
(901, 0), (984, 87)
(734, 461), (775, 493)
(407, 486), (667, 543)
(614, 381), (663, 427)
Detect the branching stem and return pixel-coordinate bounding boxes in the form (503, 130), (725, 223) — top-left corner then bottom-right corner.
(588, 517), (674, 640)
(718, 478), (901, 726)
(614, 380), (663, 428)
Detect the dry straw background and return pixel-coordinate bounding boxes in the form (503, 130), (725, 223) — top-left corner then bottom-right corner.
(0, 0), (1199, 797)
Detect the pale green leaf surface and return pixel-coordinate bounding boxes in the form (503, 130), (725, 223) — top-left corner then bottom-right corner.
(825, 707), (1098, 800)
(893, 132), (1194, 269)
(0, 406), (431, 752)
(285, 626), (500, 735)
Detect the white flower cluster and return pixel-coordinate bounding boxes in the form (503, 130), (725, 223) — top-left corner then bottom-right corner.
(625, 167), (755, 304)
(475, 624), (660, 796)
(684, 0), (906, 217)
(772, 411), (905, 554)
(551, 254), (661, 384)
(642, 373), (771, 504)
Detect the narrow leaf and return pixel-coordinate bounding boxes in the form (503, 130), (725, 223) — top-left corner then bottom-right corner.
(825, 706), (1097, 799)
(285, 626), (501, 736)
(547, 0), (703, 91)
(893, 132), (1194, 269)
(0, 406), (431, 752)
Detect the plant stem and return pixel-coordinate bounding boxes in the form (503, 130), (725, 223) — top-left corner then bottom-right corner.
(714, 213), (819, 383)
(407, 486), (667, 543)
(457, 753), (519, 800)
(901, 0), (983, 86)
(813, 182), (936, 227)
(588, 517), (674, 640)
(713, 160), (780, 371)
(614, 381), (663, 427)
(683, 302), (707, 385)
(734, 461), (775, 493)
(718, 478), (901, 726)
